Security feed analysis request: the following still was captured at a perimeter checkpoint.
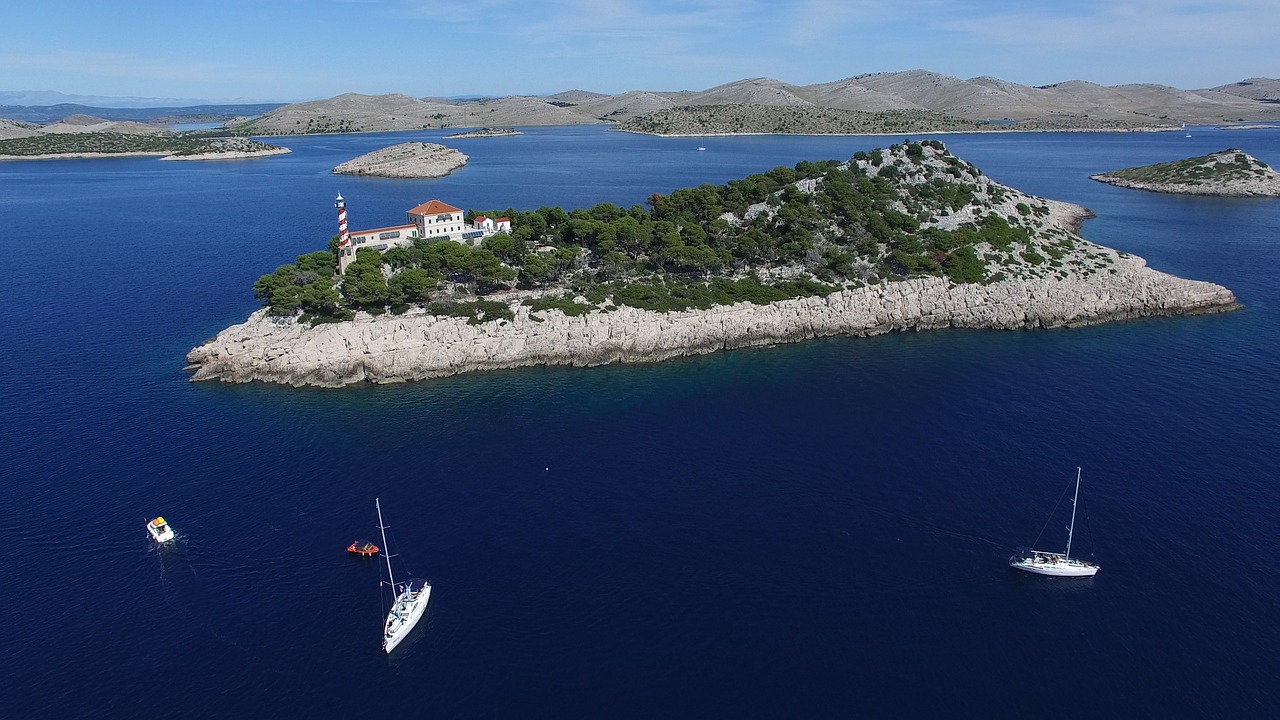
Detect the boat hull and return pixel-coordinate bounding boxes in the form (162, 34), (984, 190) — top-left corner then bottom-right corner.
(383, 584), (431, 653)
(1009, 555), (1098, 577)
(147, 519), (174, 543)
(347, 541), (379, 556)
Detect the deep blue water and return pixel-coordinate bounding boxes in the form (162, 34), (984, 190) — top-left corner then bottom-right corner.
(2, 126), (1278, 718)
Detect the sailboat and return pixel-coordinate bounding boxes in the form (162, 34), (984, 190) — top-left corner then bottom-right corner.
(1009, 467), (1099, 577)
(376, 498), (431, 653)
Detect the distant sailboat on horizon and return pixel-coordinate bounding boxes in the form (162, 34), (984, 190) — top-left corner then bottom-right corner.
(1009, 467), (1099, 578)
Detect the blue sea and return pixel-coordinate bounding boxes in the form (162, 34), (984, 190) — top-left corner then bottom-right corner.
(3, 125), (1278, 718)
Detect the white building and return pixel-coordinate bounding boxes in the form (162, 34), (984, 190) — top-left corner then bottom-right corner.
(408, 200), (467, 241)
(346, 199), (513, 257)
(471, 215), (513, 237)
(348, 223), (419, 251)
(340, 197), (519, 270)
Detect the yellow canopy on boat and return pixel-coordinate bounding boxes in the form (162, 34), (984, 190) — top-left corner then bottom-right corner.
(151, 517), (167, 526)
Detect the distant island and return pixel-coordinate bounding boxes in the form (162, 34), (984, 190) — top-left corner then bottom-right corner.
(186, 141), (1237, 387)
(332, 142), (467, 178)
(0, 114), (288, 161)
(7, 73), (1280, 145)
(445, 127), (521, 138)
(1091, 149), (1280, 196)
(219, 72), (1280, 138)
(615, 105), (986, 136)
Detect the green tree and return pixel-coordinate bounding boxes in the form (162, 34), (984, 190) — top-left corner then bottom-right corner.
(267, 283), (302, 316)
(392, 267), (438, 303)
(943, 246), (986, 284)
(296, 250), (337, 275)
(342, 252), (391, 308)
(300, 281), (342, 315)
(482, 233), (524, 264)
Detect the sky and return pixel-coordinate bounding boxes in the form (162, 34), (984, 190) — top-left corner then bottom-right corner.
(1, 0), (1276, 103)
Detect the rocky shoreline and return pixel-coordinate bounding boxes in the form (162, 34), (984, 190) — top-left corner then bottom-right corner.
(1, 146), (290, 162)
(186, 250), (1238, 388)
(1090, 174), (1280, 197)
(0, 151), (169, 161)
(162, 147), (291, 161)
(445, 127), (521, 138)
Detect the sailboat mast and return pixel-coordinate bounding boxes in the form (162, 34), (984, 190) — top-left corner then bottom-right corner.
(376, 498), (397, 590)
(1065, 467), (1081, 561)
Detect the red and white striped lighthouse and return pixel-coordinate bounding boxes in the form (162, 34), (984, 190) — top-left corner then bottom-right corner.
(336, 193), (355, 274)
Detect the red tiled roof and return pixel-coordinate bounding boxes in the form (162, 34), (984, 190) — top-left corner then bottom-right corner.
(473, 215), (488, 222)
(351, 223), (416, 235)
(496, 217), (510, 223)
(407, 200), (462, 216)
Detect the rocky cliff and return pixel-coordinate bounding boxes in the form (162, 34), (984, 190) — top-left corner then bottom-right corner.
(186, 253), (1237, 388)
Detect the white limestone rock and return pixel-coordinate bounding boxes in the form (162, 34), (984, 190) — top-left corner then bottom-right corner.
(186, 254), (1237, 388)
(332, 142), (468, 178)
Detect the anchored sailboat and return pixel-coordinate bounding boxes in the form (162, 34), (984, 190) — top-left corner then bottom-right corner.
(1009, 467), (1099, 578)
(376, 498), (431, 652)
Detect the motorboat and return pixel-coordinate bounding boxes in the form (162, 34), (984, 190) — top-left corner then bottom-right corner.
(147, 516), (175, 543)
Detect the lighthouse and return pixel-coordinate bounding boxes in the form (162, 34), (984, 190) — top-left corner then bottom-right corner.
(336, 193), (355, 275)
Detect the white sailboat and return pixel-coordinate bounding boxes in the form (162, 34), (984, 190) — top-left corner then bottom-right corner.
(1009, 467), (1099, 578)
(376, 498), (431, 653)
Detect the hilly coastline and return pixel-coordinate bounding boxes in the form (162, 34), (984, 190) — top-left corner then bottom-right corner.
(223, 71), (1280, 137)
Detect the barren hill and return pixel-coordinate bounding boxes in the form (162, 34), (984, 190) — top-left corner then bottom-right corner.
(682, 78), (815, 108)
(218, 71), (1280, 137)
(563, 90), (681, 123)
(233, 92), (606, 135)
(797, 78), (922, 112)
(0, 119), (40, 140)
(1206, 78), (1280, 102)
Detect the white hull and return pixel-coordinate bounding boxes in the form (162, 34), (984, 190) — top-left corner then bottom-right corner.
(383, 583), (430, 653)
(1010, 557), (1098, 577)
(147, 519), (174, 543)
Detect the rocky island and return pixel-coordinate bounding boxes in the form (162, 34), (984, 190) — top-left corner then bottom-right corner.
(187, 141), (1238, 388)
(331, 141), (468, 178)
(1091, 149), (1280, 196)
(445, 127), (521, 138)
(0, 113), (289, 159)
(0, 115), (288, 161)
